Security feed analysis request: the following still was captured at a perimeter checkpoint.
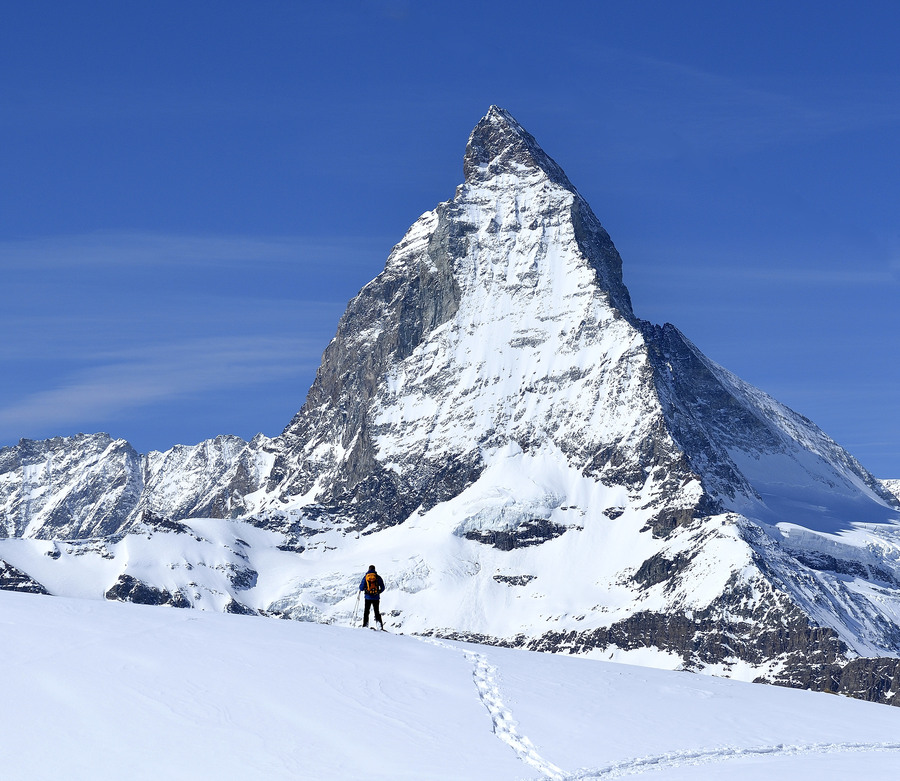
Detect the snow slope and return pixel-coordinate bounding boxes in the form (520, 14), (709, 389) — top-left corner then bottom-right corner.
(3, 590), (900, 781)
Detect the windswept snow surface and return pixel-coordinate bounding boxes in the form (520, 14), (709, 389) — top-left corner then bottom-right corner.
(4, 591), (900, 781)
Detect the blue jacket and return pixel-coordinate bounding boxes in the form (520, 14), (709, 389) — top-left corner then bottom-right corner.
(360, 572), (385, 601)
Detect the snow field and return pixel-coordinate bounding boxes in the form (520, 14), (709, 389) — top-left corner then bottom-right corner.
(4, 590), (900, 780)
(2, 591), (522, 781)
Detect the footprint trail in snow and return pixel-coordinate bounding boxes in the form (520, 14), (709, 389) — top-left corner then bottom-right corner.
(559, 740), (900, 779)
(465, 649), (566, 780)
(416, 636), (900, 781)
(418, 637), (565, 780)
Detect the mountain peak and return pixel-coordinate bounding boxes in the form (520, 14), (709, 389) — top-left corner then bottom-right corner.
(463, 106), (575, 189)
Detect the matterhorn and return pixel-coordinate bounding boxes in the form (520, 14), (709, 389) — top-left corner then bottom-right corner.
(2, 107), (900, 704)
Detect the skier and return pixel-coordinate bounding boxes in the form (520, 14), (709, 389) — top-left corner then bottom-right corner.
(359, 564), (385, 629)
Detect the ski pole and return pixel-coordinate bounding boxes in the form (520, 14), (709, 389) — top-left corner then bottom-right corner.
(353, 590), (361, 627)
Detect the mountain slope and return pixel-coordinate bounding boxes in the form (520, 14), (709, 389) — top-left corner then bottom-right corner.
(1, 106), (899, 706)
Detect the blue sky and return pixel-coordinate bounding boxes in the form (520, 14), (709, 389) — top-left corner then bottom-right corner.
(2, 1), (898, 477)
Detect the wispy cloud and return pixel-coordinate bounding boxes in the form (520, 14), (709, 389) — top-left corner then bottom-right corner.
(0, 298), (344, 363)
(0, 230), (388, 446)
(622, 235), (899, 288)
(567, 48), (900, 162)
(0, 229), (383, 359)
(632, 263), (896, 286)
(0, 231), (391, 270)
(0, 336), (321, 442)
(891, 255), (900, 275)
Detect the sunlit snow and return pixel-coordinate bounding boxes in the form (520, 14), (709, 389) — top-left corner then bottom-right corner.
(4, 590), (900, 780)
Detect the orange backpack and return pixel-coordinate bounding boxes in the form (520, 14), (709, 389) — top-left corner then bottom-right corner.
(365, 572), (380, 595)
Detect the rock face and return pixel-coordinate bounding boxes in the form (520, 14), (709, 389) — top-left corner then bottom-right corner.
(0, 433), (271, 540)
(268, 106), (673, 533)
(2, 106), (900, 706)
(0, 559), (49, 594)
(105, 574), (191, 608)
(0, 434), (144, 540)
(884, 479), (900, 502)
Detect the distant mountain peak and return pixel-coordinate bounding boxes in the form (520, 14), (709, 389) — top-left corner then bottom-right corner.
(463, 105), (575, 189)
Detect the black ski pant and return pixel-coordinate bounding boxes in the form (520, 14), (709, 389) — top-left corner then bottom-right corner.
(363, 598), (383, 627)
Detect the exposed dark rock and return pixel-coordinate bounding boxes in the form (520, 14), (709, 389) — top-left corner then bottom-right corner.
(493, 574), (537, 586)
(832, 657), (900, 704)
(524, 602), (845, 669)
(464, 519), (571, 550)
(641, 507), (697, 538)
(224, 599), (257, 616)
(277, 543), (307, 554)
(758, 655), (900, 707)
(788, 549), (899, 588)
(0, 559), (50, 595)
(139, 511), (192, 535)
(634, 551), (698, 590)
(583, 443), (647, 490)
(105, 574), (190, 608)
(225, 564), (259, 591)
(313, 454), (484, 534)
(418, 628), (526, 649)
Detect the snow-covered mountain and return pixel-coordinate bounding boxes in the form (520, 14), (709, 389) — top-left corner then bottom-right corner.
(2, 106), (900, 705)
(5, 590), (900, 781)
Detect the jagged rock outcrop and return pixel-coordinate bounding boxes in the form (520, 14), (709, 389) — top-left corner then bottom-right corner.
(105, 574), (191, 608)
(0, 433), (272, 540)
(0, 559), (49, 594)
(138, 435), (270, 520)
(884, 479), (900, 502)
(0, 434), (144, 540)
(261, 106), (709, 541)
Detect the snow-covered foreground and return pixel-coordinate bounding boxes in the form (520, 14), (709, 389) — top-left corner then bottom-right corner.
(4, 591), (900, 780)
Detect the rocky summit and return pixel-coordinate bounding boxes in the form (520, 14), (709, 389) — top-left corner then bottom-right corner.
(2, 106), (900, 705)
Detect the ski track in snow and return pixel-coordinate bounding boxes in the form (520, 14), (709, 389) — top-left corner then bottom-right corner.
(418, 637), (566, 780)
(558, 741), (900, 779)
